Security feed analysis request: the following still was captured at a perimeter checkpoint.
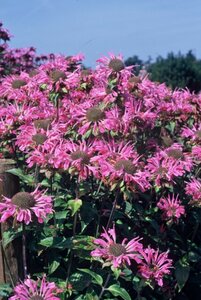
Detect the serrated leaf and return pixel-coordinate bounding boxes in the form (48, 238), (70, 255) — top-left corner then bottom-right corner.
(107, 284), (131, 300)
(78, 269), (103, 286)
(68, 199), (82, 216)
(175, 261), (190, 292)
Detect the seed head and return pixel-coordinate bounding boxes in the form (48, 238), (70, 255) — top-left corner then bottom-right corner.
(33, 119), (52, 130)
(115, 159), (136, 175)
(32, 133), (47, 145)
(108, 59), (125, 72)
(162, 136), (173, 147)
(156, 167), (167, 175)
(196, 130), (201, 139)
(50, 69), (66, 82)
(167, 149), (183, 159)
(11, 192), (35, 209)
(108, 243), (127, 257)
(12, 80), (27, 89)
(86, 107), (105, 122)
(29, 70), (39, 77)
(129, 76), (141, 85)
(30, 296), (44, 300)
(71, 150), (90, 165)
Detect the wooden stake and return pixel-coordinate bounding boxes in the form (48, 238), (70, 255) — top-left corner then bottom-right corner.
(0, 159), (21, 285)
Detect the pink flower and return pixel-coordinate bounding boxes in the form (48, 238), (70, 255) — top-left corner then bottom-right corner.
(157, 194), (185, 221)
(69, 100), (118, 136)
(147, 152), (184, 187)
(0, 73), (28, 101)
(192, 145), (201, 162)
(9, 275), (61, 300)
(161, 143), (193, 173)
(63, 140), (99, 180)
(91, 225), (143, 268)
(0, 187), (53, 224)
(138, 247), (173, 286)
(185, 178), (201, 207)
(92, 141), (150, 192)
(96, 53), (132, 78)
(181, 124), (201, 142)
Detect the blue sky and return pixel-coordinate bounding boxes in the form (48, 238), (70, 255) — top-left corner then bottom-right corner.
(1, 0), (201, 67)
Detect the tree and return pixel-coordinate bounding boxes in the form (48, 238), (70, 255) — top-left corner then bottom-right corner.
(125, 51), (201, 93)
(148, 51), (201, 93)
(124, 55), (144, 75)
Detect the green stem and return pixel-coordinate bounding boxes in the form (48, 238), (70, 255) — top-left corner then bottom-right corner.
(105, 191), (119, 231)
(56, 95), (60, 122)
(22, 223), (27, 278)
(98, 273), (111, 300)
(34, 164), (40, 187)
(192, 222), (199, 241)
(66, 212), (78, 286)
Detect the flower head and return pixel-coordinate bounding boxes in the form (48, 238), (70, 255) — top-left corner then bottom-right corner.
(138, 247), (173, 286)
(0, 188), (53, 224)
(91, 225), (143, 268)
(185, 178), (201, 207)
(93, 141), (150, 192)
(157, 194), (185, 222)
(147, 152), (184, 187)
(9, 276), (61, 300)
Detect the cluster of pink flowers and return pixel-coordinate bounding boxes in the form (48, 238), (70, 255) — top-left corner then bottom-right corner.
(1, 48), (201, 294)
(91, 225), (173, 287)
(0, 52), (197, 195)
(0, 51), (198, 224)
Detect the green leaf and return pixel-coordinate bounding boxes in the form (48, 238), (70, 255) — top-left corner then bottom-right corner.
(107, 284), (132, 300)
(55, 211), (68, 220)
(188, 251), (200, 262)
(73, 235), (94, 250)
(69, 272), (91, 291)
(78, 269), (103, 286)
(175, 261), (190, 292)
(84, 289), (98, 300)
(6, 168), (35, 186)
(48, 257), (61, 274)
(111, 266), (121, 279)
(40, 83), (47, 90)
(3, 227), (22, 247)
(67, 199), (82, 216)
(80, 202), (97, 233)
(0, 283), (12, 297)
(39, 237), (72, 249)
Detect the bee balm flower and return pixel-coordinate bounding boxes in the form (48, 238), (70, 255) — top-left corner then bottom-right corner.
(0, 188), (53, 224)
(138, 247), (173, 286)
(91, 225), (143, 268)
(157, 194), (185, 222)
(9, 276), (61, 300)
